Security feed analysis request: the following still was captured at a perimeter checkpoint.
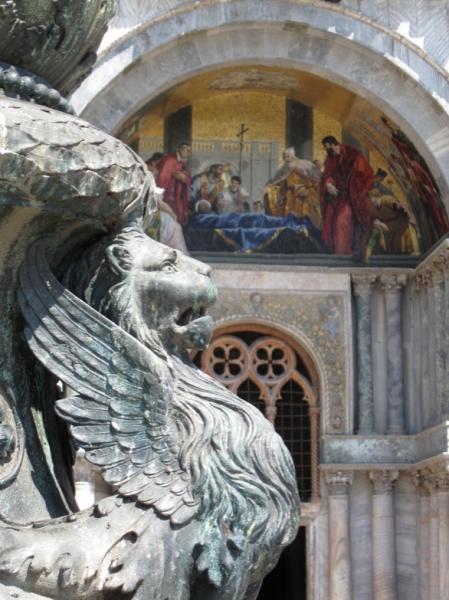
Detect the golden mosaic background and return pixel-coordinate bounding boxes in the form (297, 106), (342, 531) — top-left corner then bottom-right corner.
(134, 66), (355, 165)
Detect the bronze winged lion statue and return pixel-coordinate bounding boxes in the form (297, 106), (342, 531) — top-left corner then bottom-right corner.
(0, 219), (300, 599)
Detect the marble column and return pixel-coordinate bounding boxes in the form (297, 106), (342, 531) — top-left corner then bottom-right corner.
(432, 264), (446, 422)
(325, 470), (353, 600)
(381, 275), (407, 434)
(352, 275), (376, 434)
(369, 470), (399, 600)
(309, 405), (320, 501)
(416, 475), (430, 600)
(416, 273), (432, 427)
(443, 255), (449, 417)
(428, 477), (440, 600)
(436, 470), (449, 600)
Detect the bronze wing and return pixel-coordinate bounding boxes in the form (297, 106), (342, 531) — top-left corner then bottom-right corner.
(17, 241), (199, 526)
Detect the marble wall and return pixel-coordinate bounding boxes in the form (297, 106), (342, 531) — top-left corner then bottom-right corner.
(208, 236), (449, 599)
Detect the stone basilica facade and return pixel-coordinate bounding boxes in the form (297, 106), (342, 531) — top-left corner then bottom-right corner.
(67, 1), (449, 599)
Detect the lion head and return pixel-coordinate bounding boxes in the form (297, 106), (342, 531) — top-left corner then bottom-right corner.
(64, 223), (217, 354)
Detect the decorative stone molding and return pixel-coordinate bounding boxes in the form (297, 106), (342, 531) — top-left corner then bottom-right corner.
(414, 271), (433, 293)
(430, 255), (448, 284)
(369, 470), (399, 494)
(418, 462), (449, 490)
(325, 470), (353, 496)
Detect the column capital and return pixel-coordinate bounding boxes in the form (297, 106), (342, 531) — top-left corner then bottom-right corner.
(369, 469), (399, 494)
(379, 273), (407, 293)
(418, 468), (439, 494)
(325, 470), (353, 495)
(412, 472), (431, 496)
(352, 274), (377, 299)
(415, 271), (433, 292)
(420, 462), (449, 490)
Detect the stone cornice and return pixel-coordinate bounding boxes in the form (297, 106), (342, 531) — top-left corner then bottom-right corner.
(321, 422), (449, 468)
(203, 238), (449, 279)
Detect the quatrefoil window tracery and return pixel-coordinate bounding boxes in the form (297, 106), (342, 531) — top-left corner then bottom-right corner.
(201, 335), (316, 416)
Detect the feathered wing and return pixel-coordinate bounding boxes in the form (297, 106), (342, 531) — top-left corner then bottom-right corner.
(17, 242), (199, 525)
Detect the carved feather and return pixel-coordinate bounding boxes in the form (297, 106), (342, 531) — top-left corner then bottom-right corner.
(18, 242), (199, 525)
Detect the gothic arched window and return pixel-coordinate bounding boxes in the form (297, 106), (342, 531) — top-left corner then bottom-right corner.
(196, 328), (320, 502)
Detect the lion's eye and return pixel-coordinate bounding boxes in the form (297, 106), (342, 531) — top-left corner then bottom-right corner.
(162, 262), (177, 273)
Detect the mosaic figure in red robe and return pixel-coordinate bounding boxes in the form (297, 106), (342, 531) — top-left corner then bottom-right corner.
(320, 136), (374, 256)
(156, 142), (192, 224)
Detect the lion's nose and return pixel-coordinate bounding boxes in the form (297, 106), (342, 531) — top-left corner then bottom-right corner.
(189, 258), (211, 277)
(198, 263), (212, 277)
(186, 255), (212, 278)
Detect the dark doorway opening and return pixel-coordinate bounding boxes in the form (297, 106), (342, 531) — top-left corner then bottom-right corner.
(257, 527), (307, 600)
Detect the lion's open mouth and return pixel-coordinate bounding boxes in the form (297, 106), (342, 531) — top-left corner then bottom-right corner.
(176, 306), (207, 326)
(171, 306), (213, 350)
